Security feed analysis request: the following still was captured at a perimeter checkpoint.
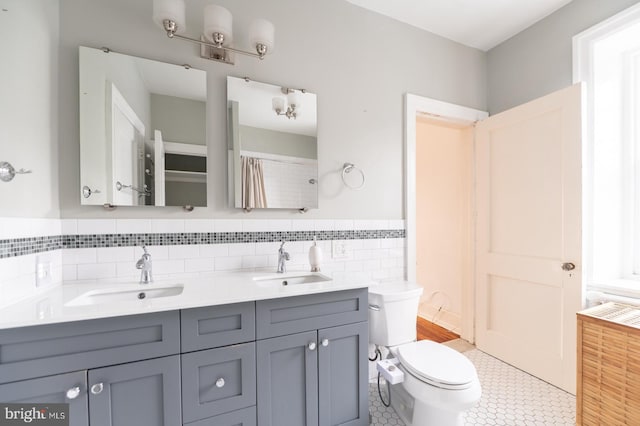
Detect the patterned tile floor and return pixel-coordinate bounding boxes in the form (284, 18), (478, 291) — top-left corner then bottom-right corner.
(369, 348), (576, 425)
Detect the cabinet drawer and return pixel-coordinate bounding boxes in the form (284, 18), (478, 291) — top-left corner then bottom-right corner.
(0, 311), (180, 384)
(181, 302), (255, 352)
(256, 289), (367, 339)
(182, 342), (256, 423)
(185, 406), (256, 426)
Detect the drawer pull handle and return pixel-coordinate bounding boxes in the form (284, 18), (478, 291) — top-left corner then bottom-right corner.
(308, 341), (317, 351)
(216, 378), (225, 388)
(321, 339), (329, 347)
(66, 386), (81, 400)
(90, 383), (104, 395)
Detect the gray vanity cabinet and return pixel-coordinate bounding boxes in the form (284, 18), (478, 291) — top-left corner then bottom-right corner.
(257, 331), (320, 426)
(88, 355), (181, 426)
(255, 289), (369, 426)
(181, 342), (256, 423)
(186, 406), (256, 426)
(0, 371), (89, 426)
(318, 322), (368, 426)
(0, 289), (367, 426)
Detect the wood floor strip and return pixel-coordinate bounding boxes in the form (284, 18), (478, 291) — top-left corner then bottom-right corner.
(416, 315), (459, 343)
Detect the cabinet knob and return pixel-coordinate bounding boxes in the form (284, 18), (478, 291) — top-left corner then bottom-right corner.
(321, 339), (329, 347)
(90, 383), (104, 395)
(562, 262), (576, 271)
(66, 386), (81, 400)
(308, 341), (317, 351)
(216, 378), (225, 388)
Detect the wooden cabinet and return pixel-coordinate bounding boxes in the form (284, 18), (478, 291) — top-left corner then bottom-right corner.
(577, 303), (640, 426)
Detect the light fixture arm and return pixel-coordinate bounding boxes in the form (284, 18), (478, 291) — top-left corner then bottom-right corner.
(274, 105), (297, 119)
(162, 19), (267, 60)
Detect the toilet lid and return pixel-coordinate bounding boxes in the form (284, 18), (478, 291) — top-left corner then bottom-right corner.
(397, 341), (477, 390)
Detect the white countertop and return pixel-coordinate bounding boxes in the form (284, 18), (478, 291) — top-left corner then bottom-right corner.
(0, 271), (372, 330)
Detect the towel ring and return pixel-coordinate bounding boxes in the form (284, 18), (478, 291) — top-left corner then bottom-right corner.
(341, 163), (365, 190)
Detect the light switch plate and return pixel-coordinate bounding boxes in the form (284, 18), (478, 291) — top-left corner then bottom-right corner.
(35, 256), (53, 288)
(332, 240), (349, 259)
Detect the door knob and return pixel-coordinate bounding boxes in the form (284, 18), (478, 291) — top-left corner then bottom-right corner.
(90, 383), (104, 395)
(66, 386), (81, 400)
(562, 262), (576, 271)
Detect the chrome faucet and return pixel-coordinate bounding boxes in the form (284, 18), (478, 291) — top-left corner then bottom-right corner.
(136, 246), (153, 284)
(277, 241), (290, 273)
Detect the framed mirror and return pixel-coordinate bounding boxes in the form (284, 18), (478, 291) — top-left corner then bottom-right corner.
(79, 46), (207, 207)
(227, 76), (318, 210)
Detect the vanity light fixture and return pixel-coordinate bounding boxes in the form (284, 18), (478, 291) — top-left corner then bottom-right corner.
(272, 88), (302, 120)
(152, 0), (275, 65)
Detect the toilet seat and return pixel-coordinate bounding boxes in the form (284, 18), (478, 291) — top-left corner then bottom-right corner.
(397, 340), (477, 390)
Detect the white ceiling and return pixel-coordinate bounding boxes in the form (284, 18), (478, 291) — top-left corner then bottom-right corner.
(227, 77), (317, 137)
(345, 0), (574, 51)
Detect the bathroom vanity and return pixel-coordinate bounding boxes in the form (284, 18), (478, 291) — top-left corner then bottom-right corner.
(0, 276), (369, 426)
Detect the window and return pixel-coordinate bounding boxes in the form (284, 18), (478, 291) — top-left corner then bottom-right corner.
(574, 4), (640, 297)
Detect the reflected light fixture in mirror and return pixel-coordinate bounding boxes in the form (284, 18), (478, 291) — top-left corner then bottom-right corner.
(272, 89), (301, 120)
(152, 0), (275, 65)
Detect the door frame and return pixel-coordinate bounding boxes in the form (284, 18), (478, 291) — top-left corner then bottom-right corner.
(404, 94), (488, 342)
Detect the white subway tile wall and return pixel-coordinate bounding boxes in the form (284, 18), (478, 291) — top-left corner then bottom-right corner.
(261, 160), (317, 209)
(0, 218), (406, 307)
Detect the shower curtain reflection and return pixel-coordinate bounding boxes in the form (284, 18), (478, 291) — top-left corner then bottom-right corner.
(241, 156), (267, 209)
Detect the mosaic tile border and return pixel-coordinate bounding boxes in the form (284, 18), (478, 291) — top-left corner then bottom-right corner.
(0, 229), (405, 259)
(0, 236), (64, 259)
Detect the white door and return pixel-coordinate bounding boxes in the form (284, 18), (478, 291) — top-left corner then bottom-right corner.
(107, 82), (146, 206)
(154, 130), (166, 206)
(112, 106), (139, 206)
(475, 84), (583, 394)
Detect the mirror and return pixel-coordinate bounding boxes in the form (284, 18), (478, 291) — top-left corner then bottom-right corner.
(79, 46), (207, 207)
(227, 76), (318, 210)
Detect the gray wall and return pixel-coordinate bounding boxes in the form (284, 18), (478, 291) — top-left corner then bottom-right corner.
(487, 0), (639, 114)
(240, 126), (317, 160)
(57, 0), (486, 219)
(0, 0), (59, 218)
(151, 94), (206, 146)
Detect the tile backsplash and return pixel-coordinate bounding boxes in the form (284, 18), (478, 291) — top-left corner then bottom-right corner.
(0, 218), (406, 308)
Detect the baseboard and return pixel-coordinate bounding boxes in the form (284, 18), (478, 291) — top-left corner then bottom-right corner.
(418, 303), (461, 334)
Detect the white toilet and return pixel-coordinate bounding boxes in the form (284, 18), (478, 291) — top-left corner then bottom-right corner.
(368, 281), (481, 426)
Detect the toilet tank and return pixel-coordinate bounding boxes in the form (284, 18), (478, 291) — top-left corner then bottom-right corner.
(368, 281), (424, 347)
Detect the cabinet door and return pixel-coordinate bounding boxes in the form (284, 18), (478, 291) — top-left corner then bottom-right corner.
(257, 331), (318, 426)
(88, 355), (181, 426)
(0, 371), (88, 426)
(318, 322), (368, 426)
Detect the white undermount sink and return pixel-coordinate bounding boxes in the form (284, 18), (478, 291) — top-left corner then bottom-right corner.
(253, 273), (332, 287)
(65, 284), (184, 307)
